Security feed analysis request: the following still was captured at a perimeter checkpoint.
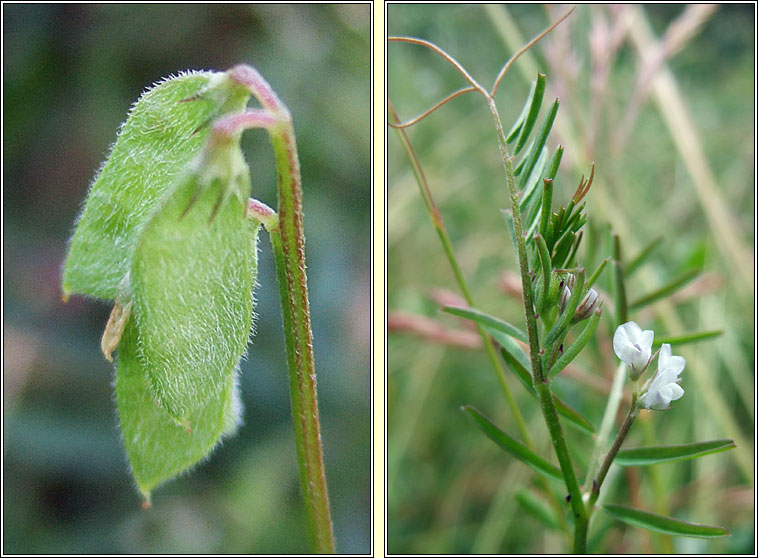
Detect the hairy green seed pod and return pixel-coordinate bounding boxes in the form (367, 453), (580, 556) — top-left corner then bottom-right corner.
(130, 135), (259, 423)
(62, 70), (251, 301)
(115, 319), (243, 500)
(61, 67), (265, 501)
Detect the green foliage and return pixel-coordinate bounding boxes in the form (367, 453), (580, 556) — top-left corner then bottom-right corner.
(5, 4), (370, 553)
(62, 69), (261, 499)
(614, 439), (736, 466)
(462, 406), (563, 482)
(131, 139), (259, 424)
(602, 504), (730, 538)
(442, 305), (527, 343)
(115, 320), (242, 497)
(62, 71), (250, 300)
(389, 4), (751, 554)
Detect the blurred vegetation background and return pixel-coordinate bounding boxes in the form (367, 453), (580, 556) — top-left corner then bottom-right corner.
(388, 4), (753, 554)
(3, 4), (369, 554)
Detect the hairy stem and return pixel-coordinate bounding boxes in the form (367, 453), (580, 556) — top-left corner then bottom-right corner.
(232, 65), (334, 554)
(486, 94), (588, 552)
(390, 96), (573, 533)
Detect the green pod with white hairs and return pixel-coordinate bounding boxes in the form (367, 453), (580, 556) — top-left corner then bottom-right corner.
(61, 67), (263, 501)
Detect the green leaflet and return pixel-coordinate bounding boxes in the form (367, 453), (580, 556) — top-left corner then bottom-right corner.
(131, 138), (259, 423)
(602, 504), (729, 538)
(463, 406), (563, 483)
(614, 439), (736, 466)
(62, 70), (251, 300)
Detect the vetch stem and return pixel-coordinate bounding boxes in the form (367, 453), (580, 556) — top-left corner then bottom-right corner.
(231, 65), (334, 554)
(486, 92), (588, 553)
(588, 394), (640, 512)
(390, 95), (570, 535)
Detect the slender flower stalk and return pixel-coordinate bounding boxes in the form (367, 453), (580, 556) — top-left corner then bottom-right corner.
(588, 394), (640, 510)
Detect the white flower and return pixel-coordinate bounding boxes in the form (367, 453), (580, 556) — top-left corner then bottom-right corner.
(639, 344), (685, 410)
(613, 321), (654, 378)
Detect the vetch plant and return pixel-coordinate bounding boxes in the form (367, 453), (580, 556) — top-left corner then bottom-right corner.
(389, 9), (734, 554)
(62, 64), (334, 553)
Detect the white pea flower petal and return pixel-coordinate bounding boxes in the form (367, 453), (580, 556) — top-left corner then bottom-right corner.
(657, 343), (686, 377)
(640, 369), (684, 410)
(613, 321), (654, 375)
(639, 343), (686, 411)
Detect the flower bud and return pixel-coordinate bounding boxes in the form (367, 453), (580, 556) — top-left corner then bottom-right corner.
(573, 287), (600, 323)
(557, 272), (600, 323)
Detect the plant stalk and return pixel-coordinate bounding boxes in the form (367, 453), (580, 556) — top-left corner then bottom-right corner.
(233, 65), (334, 554)
(390, 96), (570, 533)
(589, 395), (639, 511)
(486, 95), (588, 552)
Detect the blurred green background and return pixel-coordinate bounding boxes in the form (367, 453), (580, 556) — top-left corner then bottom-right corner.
(388, 4), (753, 554)
(4, 3), (369, 554)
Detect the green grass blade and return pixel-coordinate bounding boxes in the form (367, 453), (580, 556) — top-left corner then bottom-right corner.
(539, 179), (553, 237)
(519, 146), (549, 207)
(534, 234), (552, 311)
(614, 439), (736, 466)
(587, 257), (610, 289)
(488, 327), (531, 373)
(612, 234), (628, 324)
(443, 305), (527, 343)
(514, 73), (546, 155)
(629, 269), (700, 310)
(551, 228), (575, 268)
(546, 146), (563, 181)
(463, 406), (563, 482)
(519, 98), (559, 190)
(602, 504), (730, 538)
(564, 231), (582, 268)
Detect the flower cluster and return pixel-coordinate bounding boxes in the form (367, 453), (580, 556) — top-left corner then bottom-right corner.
(613, 321), (686, 411)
